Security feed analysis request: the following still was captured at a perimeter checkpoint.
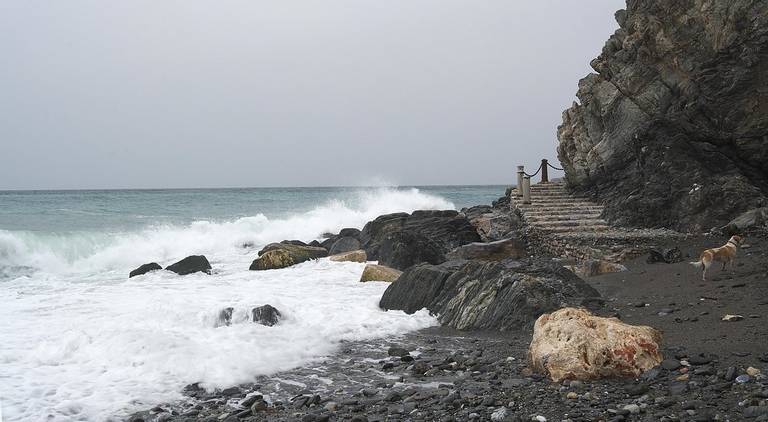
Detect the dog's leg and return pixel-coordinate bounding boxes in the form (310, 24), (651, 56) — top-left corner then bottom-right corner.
(702, 261), (708, 281)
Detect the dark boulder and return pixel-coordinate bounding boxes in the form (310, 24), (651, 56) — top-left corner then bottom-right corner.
(307, 240), (323, 248)
(129, 262), (162, 278)
(556, 1), (768, 232)
(461, 205), (521, 241)
(166, 255), (211, 275)
(217, 307), (234, 327)
(646, 247), (684, 264)
(380, 259), (601, 331)
(446, 238), (526, 261)
(360, 210), (480, 265)
(338, 227), (361, 238)
(281, 240), (308, 247)
(377, 231), (445, 271)
(250, 243), (328, 271)
(328, 236), (362, 255)
(252, 305), (281, 326)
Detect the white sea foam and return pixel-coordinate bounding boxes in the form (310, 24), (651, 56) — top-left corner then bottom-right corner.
(0, 187), (449, 421)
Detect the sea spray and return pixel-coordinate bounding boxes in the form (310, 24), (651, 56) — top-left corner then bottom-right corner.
(0, 186), (470, 421)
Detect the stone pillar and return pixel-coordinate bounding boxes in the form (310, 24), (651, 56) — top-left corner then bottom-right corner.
(522, 176), (532, 204)
(516, 166), (525, 197)
(541, 159), (549, 183)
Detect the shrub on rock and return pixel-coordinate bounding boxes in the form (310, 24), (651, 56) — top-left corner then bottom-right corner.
(129, 262), (162, 278)
(360, 264), (402, 283)
(166, 255), (211, 275)
(252, 305), (281, 326)
(528, 308), (663, 382)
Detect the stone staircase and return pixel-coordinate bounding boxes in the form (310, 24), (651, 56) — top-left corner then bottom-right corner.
(510, 180), (684, 261)
(513, 180), (609, 234)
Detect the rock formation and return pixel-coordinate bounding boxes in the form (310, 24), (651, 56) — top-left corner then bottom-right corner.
(557, 0), (768, 232)
(379, 259), (601, 331)
(528, 308), (663, 382)
(328, 250), (367, 263)
(166, 255), (212, 275)
(359, 264), (402, 283)
(129, 262), (162, 278)
(249, 243), (328, 271)
(360, 210), (480, 269)
(252, 304), (281, 326)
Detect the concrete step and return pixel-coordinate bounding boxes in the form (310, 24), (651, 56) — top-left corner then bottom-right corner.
(539, 225), (611, 233)
(524, 207), (604, 215)
(533, 219), (608, 228)
(524, 214), (603, 222)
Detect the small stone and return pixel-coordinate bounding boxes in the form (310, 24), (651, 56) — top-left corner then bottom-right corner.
(747, 367), (762, 377)
(324, 401), (338, 412)
(725, 366), (737, 381)
(736, 374), (751, 383)
(388, 347), (410, 357)
(623, 404), (640, 414)
(676, 374), (689, 382)
(661, 359), (682, 371)
(532, 416), (547, 422)
(722, 314), (744, 322)
(566, 392), (578, 400)
(490, 407), (508, 422)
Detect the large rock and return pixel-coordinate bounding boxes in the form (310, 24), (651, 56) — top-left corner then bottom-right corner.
(250, 243), (328, 270)
(726, 207), (768, 232)
(166, 255), (211, 275)
(129, 262), (162, 278)
(528, 308), (663, 382)
(328, 236), (362, 255)
(360, 210), (480, 267)
(252, 304), (281, 326)
(462, 205), (521, 242)
(566, 259), (628, 278)
(380, 259), (602, 331)
(557, 1), (768, 232)
(446, 238), (526, 261)
(359, 264), (402, 283)
(377, 230), (445, 271)
(328, 250), (367, 263)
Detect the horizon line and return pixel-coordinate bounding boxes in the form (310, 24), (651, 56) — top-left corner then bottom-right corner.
(0, 182), (516, 193)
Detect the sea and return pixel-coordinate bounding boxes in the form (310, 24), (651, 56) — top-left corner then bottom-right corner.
(0, 185), (506, 421)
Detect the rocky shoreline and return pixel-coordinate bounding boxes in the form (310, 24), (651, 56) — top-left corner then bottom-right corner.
(125, 197), (768, 422)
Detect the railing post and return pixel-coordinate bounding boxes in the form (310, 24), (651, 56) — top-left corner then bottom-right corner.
(541, 159), (549, 183)
(516, 166), (525, 197)
(522, 176), (532, 204)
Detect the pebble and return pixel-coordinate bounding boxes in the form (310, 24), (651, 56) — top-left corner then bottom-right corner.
(622, 404), (640, 414)
(566, 392), (578, 400)
(747, 367), (762, 376)
(532, 416), (547, 422)
(490, 407), (508, 421)
(736, 374), (751, 383)
(722, 314), (744, 321)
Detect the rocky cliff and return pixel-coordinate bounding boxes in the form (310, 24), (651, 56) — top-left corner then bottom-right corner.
(557, 0), (768, 232)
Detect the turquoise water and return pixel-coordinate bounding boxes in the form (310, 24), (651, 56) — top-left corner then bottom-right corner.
(0, 185), (505, 232)
(0, 185), (506, 421)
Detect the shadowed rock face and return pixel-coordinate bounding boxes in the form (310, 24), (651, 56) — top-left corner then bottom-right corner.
(379, 259), (601, 331)
(557, 0), (768, 232)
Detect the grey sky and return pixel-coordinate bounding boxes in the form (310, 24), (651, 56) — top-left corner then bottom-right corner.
(0, 1), (622, 190)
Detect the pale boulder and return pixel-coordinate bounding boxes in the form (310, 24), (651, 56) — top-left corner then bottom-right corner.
(566, 259), (628, 278)
(528, 308), (663, 382)
(359, 264), (402, 283)
(329, 250), (367, 263)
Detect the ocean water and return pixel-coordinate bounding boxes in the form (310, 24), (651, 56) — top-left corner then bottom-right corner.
(0, 185), (505, 421)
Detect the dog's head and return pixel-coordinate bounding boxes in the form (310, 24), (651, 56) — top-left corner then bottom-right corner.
(729, 235), (744, 246)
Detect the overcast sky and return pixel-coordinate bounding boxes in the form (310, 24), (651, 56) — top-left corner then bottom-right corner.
(0, 1), (622, 190)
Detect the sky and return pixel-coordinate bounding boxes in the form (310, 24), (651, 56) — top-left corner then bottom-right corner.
(0, 1), (623, 190)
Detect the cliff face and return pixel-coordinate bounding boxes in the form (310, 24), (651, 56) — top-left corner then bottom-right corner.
(557, 0), (768, 231)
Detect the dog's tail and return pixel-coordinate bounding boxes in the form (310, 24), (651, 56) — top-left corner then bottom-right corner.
(689, 260), (703, 269)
